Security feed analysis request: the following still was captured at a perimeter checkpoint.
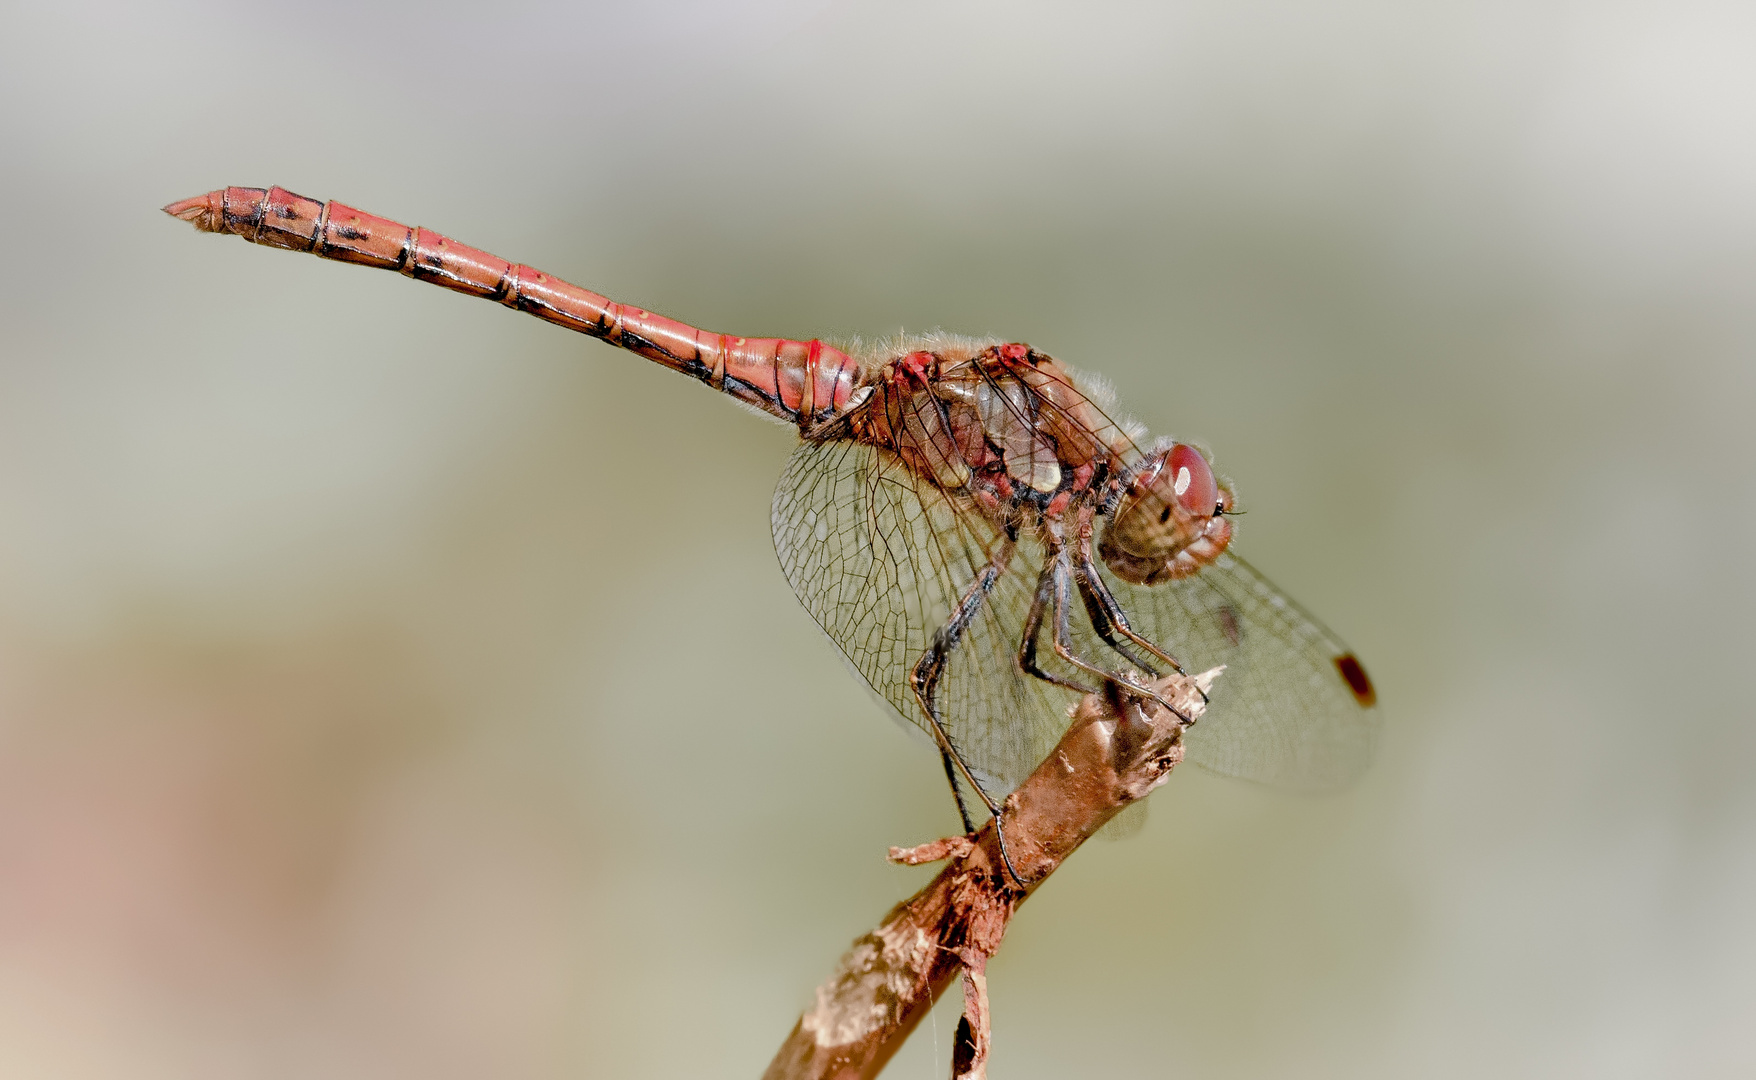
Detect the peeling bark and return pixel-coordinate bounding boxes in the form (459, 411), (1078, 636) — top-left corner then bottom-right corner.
(950, 961), (989, 1080)
(763, 667), (1220, 1080)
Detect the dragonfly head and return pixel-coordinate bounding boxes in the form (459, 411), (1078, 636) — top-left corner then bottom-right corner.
(1100, 441), (1234, 585)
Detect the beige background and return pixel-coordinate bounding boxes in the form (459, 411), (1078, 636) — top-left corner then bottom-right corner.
(3, 1), (1753, 1076)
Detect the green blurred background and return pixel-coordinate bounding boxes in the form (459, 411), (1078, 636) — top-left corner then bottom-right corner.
(2, 1), (1752, 1076)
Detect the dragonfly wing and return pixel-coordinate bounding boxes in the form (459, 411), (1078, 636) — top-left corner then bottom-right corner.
(1091, 551), (1381, 792)
(772, 438), (1075, 801)
(773, 437), (1379, 801)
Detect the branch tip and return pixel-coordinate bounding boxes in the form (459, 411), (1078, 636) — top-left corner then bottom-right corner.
(1192, 664), (1225, 697)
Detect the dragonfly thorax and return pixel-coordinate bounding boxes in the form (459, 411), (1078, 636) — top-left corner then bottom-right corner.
(853, 342), (1121, 503)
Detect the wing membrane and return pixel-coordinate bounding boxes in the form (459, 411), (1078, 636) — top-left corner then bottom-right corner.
(772, 439), (1070, 799)
(773, 438), (1380, 801)
(1090, 552), (1380, 792)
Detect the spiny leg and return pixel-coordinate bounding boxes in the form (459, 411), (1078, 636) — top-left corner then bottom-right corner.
(1072, 567), (1201, 721)
(1046, 548), (1190, 720)
(908, 542), (1028, 884)
(1070, 515), (1188, 678)
(908, 546), (1010, 815)
(912, 612), (986, 834)
(1071, 553), (1203, 709)
(1074, 567), (1163, 676)
(1017, 561), (1096, 695)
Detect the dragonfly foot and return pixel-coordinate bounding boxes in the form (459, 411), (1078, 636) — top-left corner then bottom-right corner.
(1110, 674), (1196, 727)
(991, 814), (1029, 889)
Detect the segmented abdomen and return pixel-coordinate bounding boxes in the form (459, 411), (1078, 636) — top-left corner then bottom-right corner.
(166, 186), (861, 428)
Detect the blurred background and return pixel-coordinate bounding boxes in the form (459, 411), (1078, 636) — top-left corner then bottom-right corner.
(2, 1), (1753, 1076)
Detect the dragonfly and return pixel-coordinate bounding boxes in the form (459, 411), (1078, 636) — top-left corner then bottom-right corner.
(166, 186), (1379, 869)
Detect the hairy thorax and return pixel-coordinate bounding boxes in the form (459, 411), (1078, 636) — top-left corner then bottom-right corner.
(849, 341), (1133, 535)
(845, 339), (1233, 583)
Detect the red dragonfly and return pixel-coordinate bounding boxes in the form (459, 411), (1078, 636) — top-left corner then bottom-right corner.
(167, 186), (1379, 853)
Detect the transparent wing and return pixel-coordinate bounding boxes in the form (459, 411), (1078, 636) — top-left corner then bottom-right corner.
(773, 437), (1380, 804)
(1090, 552), (1381, 792)
(772, 438), (1072, 801)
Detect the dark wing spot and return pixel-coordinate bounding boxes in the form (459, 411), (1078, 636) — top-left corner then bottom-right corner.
(1158, 506), (1172, 524)
(1214, 604), (1241, 647)
(1334, 654), (1376, 707)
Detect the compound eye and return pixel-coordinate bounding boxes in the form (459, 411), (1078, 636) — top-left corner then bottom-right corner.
(1167, 443), (1217, 517)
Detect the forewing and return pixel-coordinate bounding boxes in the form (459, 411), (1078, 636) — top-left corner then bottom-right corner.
(1093, 552), (1380, 792)
(772, 438), (1073, 800)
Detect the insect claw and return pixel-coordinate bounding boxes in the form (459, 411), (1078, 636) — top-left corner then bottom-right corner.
(1107, 674), (1193, 726)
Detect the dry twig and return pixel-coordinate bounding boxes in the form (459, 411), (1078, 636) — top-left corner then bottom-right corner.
(763, 666), (1221, 1080)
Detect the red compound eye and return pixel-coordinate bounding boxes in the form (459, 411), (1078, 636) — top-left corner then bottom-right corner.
(1167, 443), (1217, 516)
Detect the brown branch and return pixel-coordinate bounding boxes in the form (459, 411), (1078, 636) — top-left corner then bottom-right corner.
(763, 666), (1222, 1080)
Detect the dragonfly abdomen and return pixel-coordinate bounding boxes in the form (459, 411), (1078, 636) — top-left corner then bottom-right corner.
(164, 186), (862, 429)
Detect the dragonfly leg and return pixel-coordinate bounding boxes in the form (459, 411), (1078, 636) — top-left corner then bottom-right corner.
(908, 544), (1014, 825)
(908, 542), (1029, 885)
(1069, 518), (1189, 678)
(1074, 568), (1165, 676)
(938, 749), (974, 835)
(1047, 549), (1193, 723)
(1017, 562), (1096, 695)
(1072, 542), (1202, 706)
